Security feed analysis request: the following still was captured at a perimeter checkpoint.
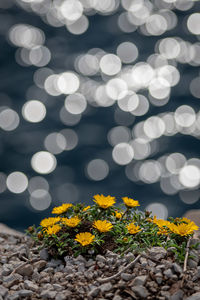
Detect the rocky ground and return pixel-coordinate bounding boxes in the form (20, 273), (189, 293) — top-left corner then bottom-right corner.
(0, 225), (200, 300)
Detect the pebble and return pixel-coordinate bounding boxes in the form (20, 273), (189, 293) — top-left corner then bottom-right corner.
(88, 287), (100, 297)
(39, 248), (49, 261)
(99, 282), (113, 293)
(131, 285), (149, 298)
(148, 247), (167, 260)
(40, 290), (57, 299)
(185, 292), (200, 300)
(18, 289), (34, 297)
(15, 264), (33, 276)
(172, 263), (182, 274)
(1, 230), (200, 300)
(96, 255), (106, 263)
(3, 274), (22, 288)
(0, 286), (8, 297)
(163, 268), (174, 279)
(132, 275), (147, 286)
(24, 279), (39, 291)
(170, 289), (184, 300)
(120, 272), (133, 281)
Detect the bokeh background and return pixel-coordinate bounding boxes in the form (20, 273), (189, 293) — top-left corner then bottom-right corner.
(0, 0), (200, 233)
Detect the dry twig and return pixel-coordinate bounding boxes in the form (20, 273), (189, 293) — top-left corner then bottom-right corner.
(97, 254), (141, 283)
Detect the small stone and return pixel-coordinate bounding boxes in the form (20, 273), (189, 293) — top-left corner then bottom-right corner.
(131, 286), (149, 298)
(1, 265), (13, 276)
(113, 296), (122, 300)
(0, 286), (8, 297)
(189, 250), (199, 262)
(55, 293), (67, 300)
(188, 259), (198, 269)
(96, 255), (106, 263)
(78, 263), (85, 273)
(132, 275), (147, 286)
(170, 289), (184, 300)
(3, 274), (22, 288)
(124, 252), (135, 262)
(97, 261), (105, 268)
(161, 285), (170, 291)
(148, 260), (156, 267)
(172, 263), (183, 274)
(160, 291), (170, 298)
(32, 270), (40, 282)
(33, 260), (47, 271)
(39, 248), (49, 261)
(88, 287), (100, 297)
(155, 273), (163, 285)
(46, 259), (62, 268)
(185, 292), (200, 300)
(52, 284), (63, 291)
(74, 255), (86, 264)
(99, 282), (113, 293)
(139, 257), (148, 267)
(196, 266), (200, 278)
(63, 265), (74, 274)
(16, 264), (33, 276)
(105, 250), (118, 258)
(120, 273), (134, 281)
(85, 259), (95, 268)
(24, 280), (39, 292)
(18, 289), (33, 297)
(6, 293), (20, 300)
(43, 267), (54, 273)
(148, 247), (167, 260)
(40, 290), (57, 299)
(163, 268), (173, 279)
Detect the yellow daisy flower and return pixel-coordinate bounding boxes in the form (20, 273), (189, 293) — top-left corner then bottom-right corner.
(61, 216), (81, 228)
(75, 232), (95, 246)
(157, 228), (169, 235)
(45, 224), (61, 235)
(115, 211), (122, 219)
(126, 223), (141, 234)
(152, 216), (171, 228)
(93, 220), (113, 233)
(93, 194), (116, 209)
(122, 197), (140, 208)
(52, 203), (73, 214)
(168, 222), (199, 236)
(40, 217), (61, 227)
(83, 206), (91, 212)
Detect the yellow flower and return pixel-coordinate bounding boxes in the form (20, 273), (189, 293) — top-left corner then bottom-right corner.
(83, 206), (91, 212)
(61, 216), (81, 227)
(168, 222), (199, 236)
(122, 197), (140, 208)
(93, 194), (116, 209)
(152, 216), (171, 228)
(115, 211), (122, 219)
(75, 232), (95, 246)
(40, 217), (61, 227)
(157, 228), (169, 236)
(52, 203), (73, 214)
(45, 224), (61, 235)
(126, 223), (141, 234)
(93, 220), (113, 233)
(181, 217), (191, 223)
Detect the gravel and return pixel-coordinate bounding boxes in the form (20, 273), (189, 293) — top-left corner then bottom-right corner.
(0, 227), (200, 299)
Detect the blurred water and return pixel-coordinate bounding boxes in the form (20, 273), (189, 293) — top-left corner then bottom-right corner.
(0, 0), (200, 232)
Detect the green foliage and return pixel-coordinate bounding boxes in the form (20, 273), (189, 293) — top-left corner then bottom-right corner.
(26, 195), (198, 264)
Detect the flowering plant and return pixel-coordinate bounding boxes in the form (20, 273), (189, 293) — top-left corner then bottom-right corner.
(27, 194), (199, 263)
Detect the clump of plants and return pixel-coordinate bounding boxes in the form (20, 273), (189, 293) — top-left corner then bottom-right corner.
(27, 194), (199, 263)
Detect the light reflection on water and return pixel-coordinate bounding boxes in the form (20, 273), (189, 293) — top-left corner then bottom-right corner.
(0, 0), (200, 231)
